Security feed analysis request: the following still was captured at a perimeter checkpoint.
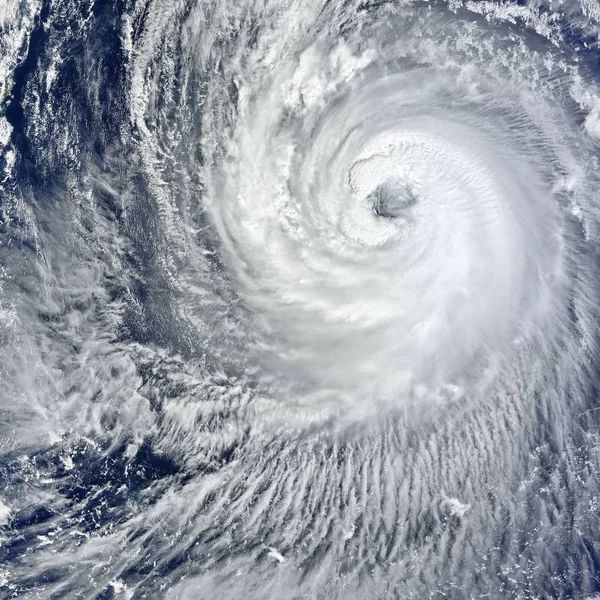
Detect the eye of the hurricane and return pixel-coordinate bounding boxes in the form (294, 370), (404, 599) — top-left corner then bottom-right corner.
(368, 178), (417, 218)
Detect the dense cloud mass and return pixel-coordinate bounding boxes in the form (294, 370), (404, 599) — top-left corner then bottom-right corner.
(1, 0), (600, 598)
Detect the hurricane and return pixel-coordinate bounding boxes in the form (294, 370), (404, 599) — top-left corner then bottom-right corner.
(2, 0), (600, 598)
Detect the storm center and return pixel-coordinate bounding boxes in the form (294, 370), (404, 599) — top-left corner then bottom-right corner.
(368, 178), (417, 218)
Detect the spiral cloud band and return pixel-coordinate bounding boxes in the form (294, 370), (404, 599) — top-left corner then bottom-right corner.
(1, 0), (600, 598)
